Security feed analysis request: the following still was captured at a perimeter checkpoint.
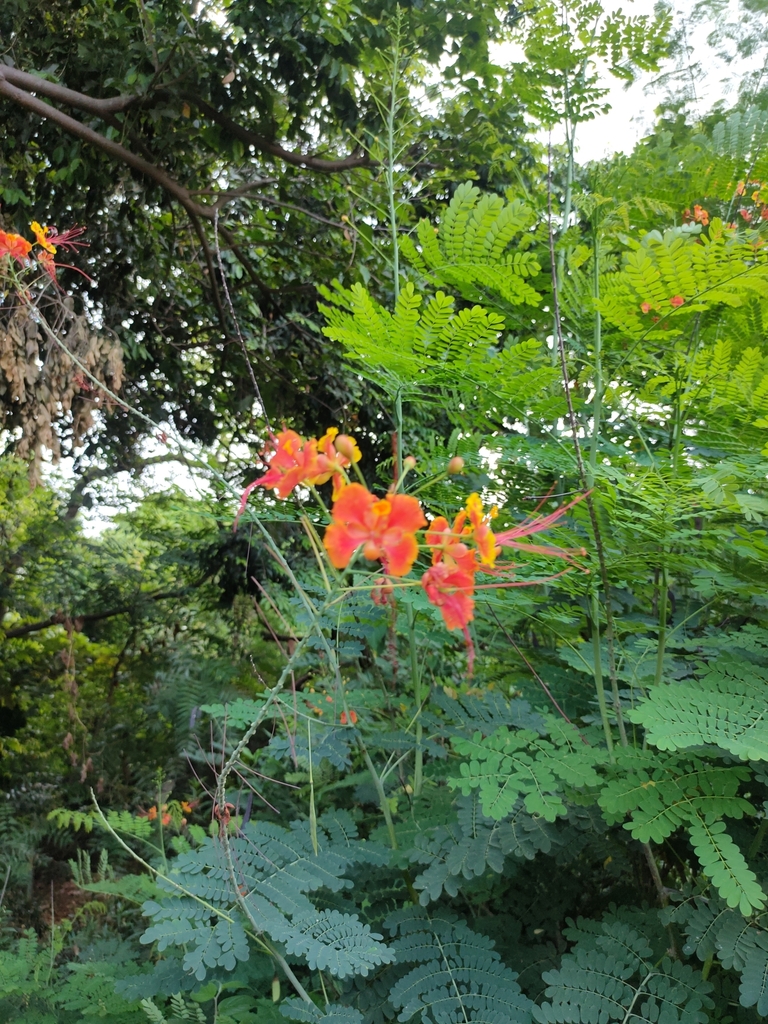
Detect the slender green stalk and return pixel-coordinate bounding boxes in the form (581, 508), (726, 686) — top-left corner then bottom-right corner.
(654, 566), (669, 687)
(590, 592), (614, 759)
(385, 14), (403, 302)
(307, 719), (319, 855)
(589, 241), (603, 476)
(395, 390), (423, 795)
(547, 150), (628, 753)
(360, 743), (398, 849)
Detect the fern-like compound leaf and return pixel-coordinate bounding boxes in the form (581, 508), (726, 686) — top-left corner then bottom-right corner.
(280, 998), (364, 1023)
(535, 917), (713, 1023)
(383, 907), (533, 1023)
(628, 655), (768, 761)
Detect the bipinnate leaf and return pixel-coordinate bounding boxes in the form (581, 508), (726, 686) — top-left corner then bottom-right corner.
(534, 917), (713, 1023)
(280, 999), (364, 1023)
(383, 906), (533, 1023)
(628, 657), (768, 762)
(687, 817), (766, 915)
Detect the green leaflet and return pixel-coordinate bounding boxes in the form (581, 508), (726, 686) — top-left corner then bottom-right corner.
(628, 655), (768, 761)
(407, 792), (559, 903)
(598, 752), (764, 913)
(382, 907), (533, 1024)
(280, 999), (364, 1023)
(597, 220), (768, 341)
(139, 813), (393, 983)
(399, 181), (542, 309)
(449, 726), (608, 822)
(687, 819), (766, 916)
(534, 916), (714, 1024)
(677, 896), (768, 1014)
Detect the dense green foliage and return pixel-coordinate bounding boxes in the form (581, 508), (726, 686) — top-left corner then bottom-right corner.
(3, 1), (768, 1023)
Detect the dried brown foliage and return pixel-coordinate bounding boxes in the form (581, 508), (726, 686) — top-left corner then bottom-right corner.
(0, 297), (123, 482)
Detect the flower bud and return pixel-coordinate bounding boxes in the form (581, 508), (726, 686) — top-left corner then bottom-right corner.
(335, 433), (361, 463)
(447, 456), (465, 475)
(403, 455), (417, 471)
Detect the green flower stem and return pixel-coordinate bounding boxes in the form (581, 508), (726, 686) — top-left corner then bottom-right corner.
(359, 742), (398, 850)
(654, 565), (669, 688)
(590, 591), (615, 759)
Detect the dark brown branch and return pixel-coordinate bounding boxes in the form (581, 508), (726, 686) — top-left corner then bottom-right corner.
(0, 71), (213, 220)
(2, 589), (191, 639)
(186, 94), (373, 173)
(0, 67), (371, 174)
(0, 66), (142, 116)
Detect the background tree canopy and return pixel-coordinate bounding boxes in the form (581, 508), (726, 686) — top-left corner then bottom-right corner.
(3, 1), (768, 1023)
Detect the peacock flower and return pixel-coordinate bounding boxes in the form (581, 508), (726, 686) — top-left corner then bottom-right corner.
(0, 229), (32, 265)
(234, 429), (323, 527)
(308, 427), (362, 499)
(31, 222), (87, 254)
(323, 483), (426, 576)
(669, 295), (685, 308)
(421, 562), (476, 673)
(693, 205), (709, 226)
(493, 492), (587, 562)
(255, 430), (322, 498)
(465, 493), (498, 566)
(421, 562), (475, 632)
(31, 221), (57, 254)
(425, 512), (477, 575)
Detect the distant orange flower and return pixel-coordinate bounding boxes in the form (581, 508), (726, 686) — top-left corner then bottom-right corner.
(307, 427), (362, 500)
(669, 295), (685, 308)
(340, 709), (358, 725)
(0, 229), (32, 265)
(323, 483), (426, 576)
(425, 512), (476, 574)
(641, 302), (652, 314)
(693, 205), (709, 226)
(421, 562), (475, 632)
(739, 208), (753, 223)
(235, 429), (322, 525)
(465, 493), (498, 566)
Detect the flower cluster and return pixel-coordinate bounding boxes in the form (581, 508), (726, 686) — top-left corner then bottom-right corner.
(235, 427), (362, 523)
(0, 220), (88, 282)
(683, 204), (710, 227)
(641, 295), (685, 315)
(734, 181), (768, 224)
(237, 427), (585, 669)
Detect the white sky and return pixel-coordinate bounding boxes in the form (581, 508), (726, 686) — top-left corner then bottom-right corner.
(569, 0), (763, 160)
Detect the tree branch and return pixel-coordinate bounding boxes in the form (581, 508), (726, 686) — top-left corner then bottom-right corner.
(63, 453), (187, 519)
(0, 70), (213, 220)
(0, 67), (372, 174)
(2, 588), (192, 640)
(185, 94), (373, 173)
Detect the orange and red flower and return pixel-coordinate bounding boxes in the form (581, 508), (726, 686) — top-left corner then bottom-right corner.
(235, 430), (322, 524)
(323, 483), (426, 576)
(30, 221), (88, 254)
(0, 230), (32, 265)
(307, 427), (362, 500)
(421, 562), (476, 632)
